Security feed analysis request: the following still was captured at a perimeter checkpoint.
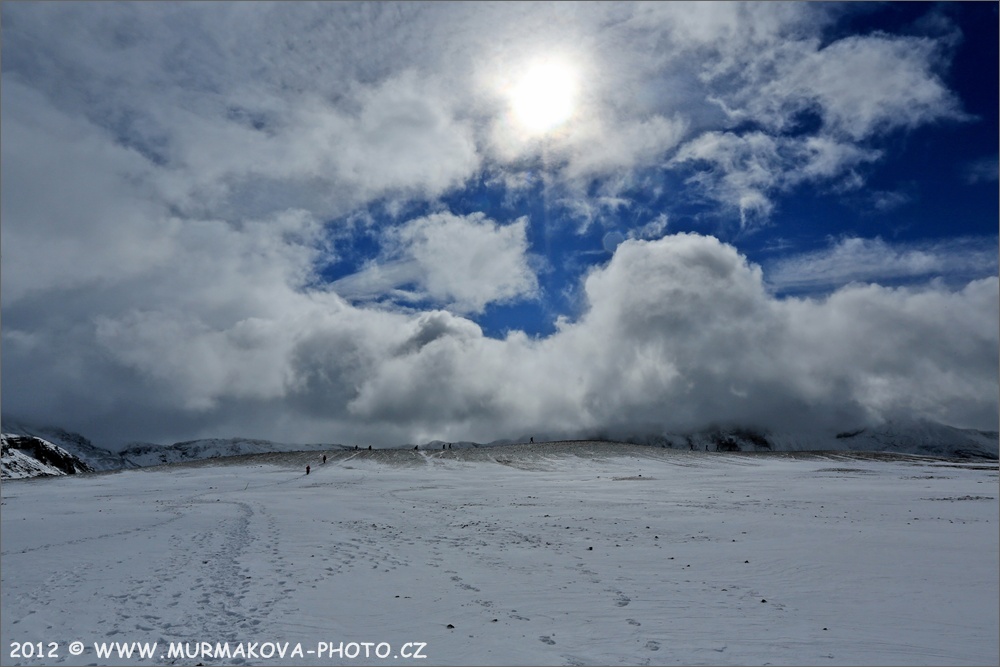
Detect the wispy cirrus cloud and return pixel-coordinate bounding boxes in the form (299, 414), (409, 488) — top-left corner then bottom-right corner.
(765, 236), (1000, 294)
(963, 155), (998, 184)
(672, 132), (882, 228)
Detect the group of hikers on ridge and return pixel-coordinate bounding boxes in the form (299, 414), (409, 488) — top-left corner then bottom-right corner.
(301, 435), (579, 474)
(304, 437), (548, 472)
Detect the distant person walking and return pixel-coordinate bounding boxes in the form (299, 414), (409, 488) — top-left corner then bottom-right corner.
(306, 465), (311, 475)
(322, 454), (327, 464)
(530, 437), (534, 443)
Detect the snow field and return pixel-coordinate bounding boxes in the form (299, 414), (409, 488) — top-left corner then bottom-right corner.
(1, 444), (997, 666)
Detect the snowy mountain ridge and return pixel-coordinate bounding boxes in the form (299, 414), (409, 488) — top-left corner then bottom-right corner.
(118, 438), (336, 467)
(0, 421), (344, 479)
(0, 421), (136, 472)
(509, 419), (998, 459)
(644, 420), (998, 459)
(2, 417), (996, 480)
(0, 434), (94, 479)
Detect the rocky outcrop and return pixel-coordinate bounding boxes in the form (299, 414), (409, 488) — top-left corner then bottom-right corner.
(1, 434), (94, 479)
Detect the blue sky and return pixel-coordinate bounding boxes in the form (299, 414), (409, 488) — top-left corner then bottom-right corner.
(2, 2), (997, 447)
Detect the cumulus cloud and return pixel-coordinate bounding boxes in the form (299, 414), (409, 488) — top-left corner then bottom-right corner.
(6, 229), (996, 447)
(779, 277), (998, 429)
(321, 234), (997, 440)
(332, 212), (538, 314)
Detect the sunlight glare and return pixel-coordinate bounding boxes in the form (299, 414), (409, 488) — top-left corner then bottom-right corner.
(509, 59), (578, 135)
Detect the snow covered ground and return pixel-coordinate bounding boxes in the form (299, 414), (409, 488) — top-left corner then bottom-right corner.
(1, 442), (997, 666)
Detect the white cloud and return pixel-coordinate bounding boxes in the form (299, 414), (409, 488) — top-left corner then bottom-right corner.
(351, 233), (998, 438)
(326, 71), (480, 198)
(869, 190), (912, 212)
(1, 2), (967, 233)
(332, 212), (538, 314)
(673, 131), (780, 224)
(628, 214), (669, 240)
(1, 3), (993, 447)
(765, 236), (1000, 294)
(780, 277), (999, 429)
(657, 12), (966, 224)
(795, 136), (882, 181)
(567, 236), (997, 433)
(2, 5), (483, 225)
(521, 113), (689, 185)
(0, 79), (210, 309)
(773, 34), (967, 141)
(691, 14), (967, 142)
(673, 131), (884, 228)
(5, 232), (996, 446)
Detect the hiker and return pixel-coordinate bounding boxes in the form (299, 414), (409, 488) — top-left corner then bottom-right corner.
(322, 454), (327, 464)
(368, 445), (372, 450)
(530, 437), (534, 443)
(306, 465), (311, 475)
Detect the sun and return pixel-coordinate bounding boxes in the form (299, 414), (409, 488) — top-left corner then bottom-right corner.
(509, 59), (578, 135)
